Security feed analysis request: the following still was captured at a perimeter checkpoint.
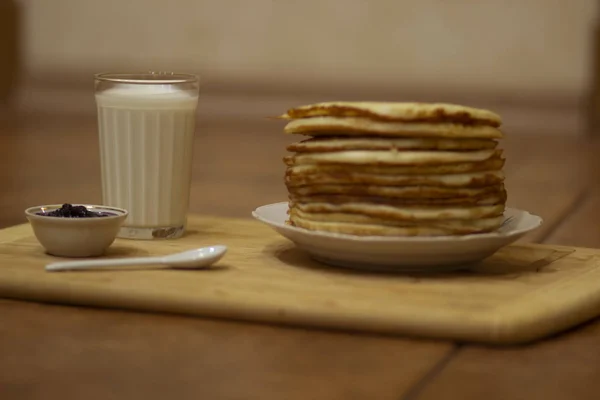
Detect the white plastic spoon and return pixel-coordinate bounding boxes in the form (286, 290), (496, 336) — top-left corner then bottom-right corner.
(45, 245), (227, 272)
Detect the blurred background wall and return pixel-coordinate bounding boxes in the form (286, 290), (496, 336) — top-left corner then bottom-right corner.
(2, 0), (599, 135)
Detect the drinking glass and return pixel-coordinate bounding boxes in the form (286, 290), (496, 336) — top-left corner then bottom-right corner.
(95, 72), (199, 239)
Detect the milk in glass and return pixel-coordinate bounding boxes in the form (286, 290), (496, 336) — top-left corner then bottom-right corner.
(95, 74), (199, 239)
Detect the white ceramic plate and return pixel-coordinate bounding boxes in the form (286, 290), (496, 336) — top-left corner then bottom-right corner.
(252, 202), (543, 272)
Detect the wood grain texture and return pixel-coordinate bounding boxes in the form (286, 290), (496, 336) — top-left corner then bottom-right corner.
(0, 299), (449, 400)
(547, 207), (600, 248)
(502, 134), (593, 243)
(1, 217), (600, 344)
(544, 181), (600, 248)
(410, 319), (600, 400)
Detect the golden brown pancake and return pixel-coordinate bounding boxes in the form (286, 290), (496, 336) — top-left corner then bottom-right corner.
(289, 213), (504, 236)
(289, 191), (507, 206)
(285, 149), (501, 167)
(284, 157), (505, 174)
(284, 117), (503, 139)
(280, 101), (502, 127)
(290, 206), (503, 228)
(285, 169), (504, 188)
(287, 137), (498, 152)
(290, 202), (505, 221)
(287, 183), (505, 199)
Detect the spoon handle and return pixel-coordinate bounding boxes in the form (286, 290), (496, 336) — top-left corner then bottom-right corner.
(46, 256), (163, 272)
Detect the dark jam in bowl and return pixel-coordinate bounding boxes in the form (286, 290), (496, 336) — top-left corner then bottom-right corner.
(36, 204), (117, 218)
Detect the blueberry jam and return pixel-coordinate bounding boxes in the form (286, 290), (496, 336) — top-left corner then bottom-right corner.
(37, 203), (116, 218)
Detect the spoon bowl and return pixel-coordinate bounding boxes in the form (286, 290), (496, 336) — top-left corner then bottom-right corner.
(45, 245), (228, 272)
(162, 246), (228, 269)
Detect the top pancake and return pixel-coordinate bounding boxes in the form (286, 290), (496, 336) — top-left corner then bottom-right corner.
(280, 101), (502, 127)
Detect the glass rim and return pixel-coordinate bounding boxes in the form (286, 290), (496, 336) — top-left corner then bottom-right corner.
(94, 72), (198, 84)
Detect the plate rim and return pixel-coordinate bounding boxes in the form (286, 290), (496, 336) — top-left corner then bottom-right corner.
(252, 201), (543, 243)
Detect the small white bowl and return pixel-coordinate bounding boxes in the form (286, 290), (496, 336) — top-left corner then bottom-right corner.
(25, 204), (128, 257)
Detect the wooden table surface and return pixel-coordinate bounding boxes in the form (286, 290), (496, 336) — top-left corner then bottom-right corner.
(1, 110), (600, 400)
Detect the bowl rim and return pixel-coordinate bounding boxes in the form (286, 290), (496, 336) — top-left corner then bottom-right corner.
(25, 204), (128, 222)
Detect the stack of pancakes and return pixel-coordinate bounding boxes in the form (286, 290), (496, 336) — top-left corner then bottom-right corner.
(279, 102), (507, 236)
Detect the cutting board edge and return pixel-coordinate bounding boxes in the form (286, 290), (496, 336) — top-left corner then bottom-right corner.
(0, 292), (503, 345)
(0, 276), (582, 346)
(483, 255), (600, 344)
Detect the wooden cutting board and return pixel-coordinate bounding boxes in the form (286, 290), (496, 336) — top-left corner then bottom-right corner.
(1, 214), (600, 345)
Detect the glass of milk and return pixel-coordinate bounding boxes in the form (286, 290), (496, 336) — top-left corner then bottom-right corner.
(94, 72), (199, 240)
